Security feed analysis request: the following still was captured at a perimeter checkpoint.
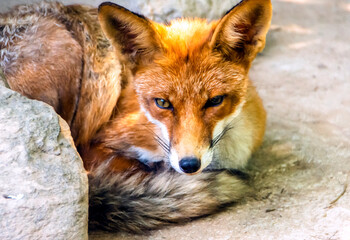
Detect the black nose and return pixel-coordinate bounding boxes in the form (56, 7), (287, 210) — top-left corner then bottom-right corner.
(179, 157), (201, 174)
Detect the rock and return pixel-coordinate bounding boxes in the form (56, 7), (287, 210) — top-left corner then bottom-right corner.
(0, 86), (88, 240)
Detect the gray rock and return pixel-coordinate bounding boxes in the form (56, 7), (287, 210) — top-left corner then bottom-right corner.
(0, 86), (88, 240)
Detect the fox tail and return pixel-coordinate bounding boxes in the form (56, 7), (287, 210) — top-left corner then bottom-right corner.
(88, 165), (250, 233)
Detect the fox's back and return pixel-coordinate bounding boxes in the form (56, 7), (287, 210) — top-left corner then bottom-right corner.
(0, 2), (122, 145)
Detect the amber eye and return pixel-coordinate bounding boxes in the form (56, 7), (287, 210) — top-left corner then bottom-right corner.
(155, 98), (173, 110)
(204, 95), (225, 108)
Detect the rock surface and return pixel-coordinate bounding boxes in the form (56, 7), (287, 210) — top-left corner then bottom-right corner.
(0, 86), (88, 240)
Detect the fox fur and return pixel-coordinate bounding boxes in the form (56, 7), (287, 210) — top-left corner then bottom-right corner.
(0, 0), (272, 233)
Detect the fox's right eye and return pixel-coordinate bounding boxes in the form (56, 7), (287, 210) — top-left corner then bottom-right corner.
(155, 98), (173, 110)
(204, 95), (225, 108)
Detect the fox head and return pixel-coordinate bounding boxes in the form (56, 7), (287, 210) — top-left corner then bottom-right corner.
(98, 0), (272, 174)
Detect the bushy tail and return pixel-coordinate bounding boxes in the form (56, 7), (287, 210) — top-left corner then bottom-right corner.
(88, 166), (250, 233)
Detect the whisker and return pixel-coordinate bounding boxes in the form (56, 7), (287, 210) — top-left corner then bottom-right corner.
(210, 117), (243, 148)
(154, 135), (170, 153)
(211, 126), (233, 147)
(135, 123), (171, 154)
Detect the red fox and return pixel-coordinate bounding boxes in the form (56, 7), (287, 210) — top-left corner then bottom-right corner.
(0, 0), (272, 233)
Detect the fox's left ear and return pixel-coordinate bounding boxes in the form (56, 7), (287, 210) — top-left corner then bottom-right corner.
(210, 0), (272, 69)
(98, 2), (161, 66)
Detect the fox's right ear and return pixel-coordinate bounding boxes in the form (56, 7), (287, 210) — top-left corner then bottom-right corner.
(98, 2), (161, 66)
(210, 0), (272, 69)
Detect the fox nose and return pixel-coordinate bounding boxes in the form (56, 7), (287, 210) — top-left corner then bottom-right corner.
(179, 157), (201, 174)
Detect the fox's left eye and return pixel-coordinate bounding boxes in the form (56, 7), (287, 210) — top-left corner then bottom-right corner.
(205, 95), (225, 108)
(155, 98), (173, 110)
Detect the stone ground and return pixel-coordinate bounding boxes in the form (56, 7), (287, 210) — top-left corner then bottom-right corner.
(1, 0), (350, 239)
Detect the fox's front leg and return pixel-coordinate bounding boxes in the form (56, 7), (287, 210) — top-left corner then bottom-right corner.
(78, 143), (146, 172)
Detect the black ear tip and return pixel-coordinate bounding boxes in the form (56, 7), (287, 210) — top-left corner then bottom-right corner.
(97, 2), (147, 21)
(223, 0), (244, 16)
(223, 0), (271, 17)
(98, 2), (123, 13)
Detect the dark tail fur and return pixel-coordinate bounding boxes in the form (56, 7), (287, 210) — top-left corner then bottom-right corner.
(89, 165), (250, 233)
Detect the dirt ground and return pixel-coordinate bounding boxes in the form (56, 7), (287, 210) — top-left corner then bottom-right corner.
(2, 0), (349, 239)
(90, 0), (350, 239)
